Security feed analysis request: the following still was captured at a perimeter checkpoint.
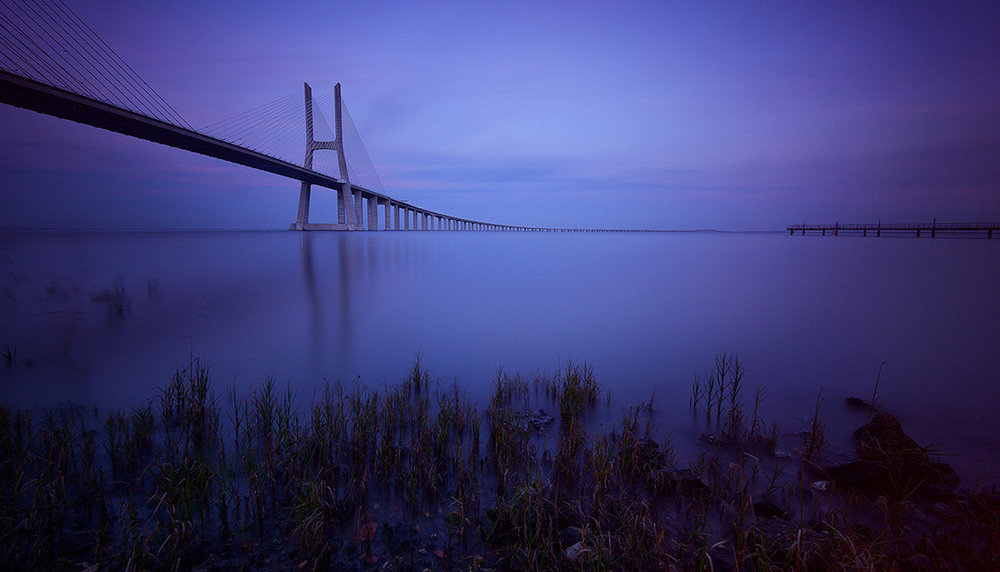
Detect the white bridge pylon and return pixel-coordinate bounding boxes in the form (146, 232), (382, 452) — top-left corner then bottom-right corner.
(292, 83), (360, 230)
(288, 83), (536, 232)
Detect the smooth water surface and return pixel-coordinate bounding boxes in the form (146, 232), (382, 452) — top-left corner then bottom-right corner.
(2, 230), (998, 483)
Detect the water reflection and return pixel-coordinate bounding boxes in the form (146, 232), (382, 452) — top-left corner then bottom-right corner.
(0, 231), (998, 485)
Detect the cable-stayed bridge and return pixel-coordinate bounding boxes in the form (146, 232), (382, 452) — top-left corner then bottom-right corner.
(0, 0), (605, 232)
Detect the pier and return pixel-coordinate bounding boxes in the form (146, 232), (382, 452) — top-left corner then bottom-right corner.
(788, 222), (998, 239)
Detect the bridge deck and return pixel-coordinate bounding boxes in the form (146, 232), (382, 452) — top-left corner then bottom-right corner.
(0, 70), (475, 228)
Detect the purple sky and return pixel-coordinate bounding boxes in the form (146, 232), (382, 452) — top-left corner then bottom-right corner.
(2, 1), (999, 230)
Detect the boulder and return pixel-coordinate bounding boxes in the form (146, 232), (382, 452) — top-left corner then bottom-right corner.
(824, 410), (959, 500)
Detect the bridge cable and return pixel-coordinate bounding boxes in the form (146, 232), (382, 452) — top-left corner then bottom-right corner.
(49, 0), (192, 128)
(6, 0), (142, 116)
(21, 0), (149, 117)
(0, 7), (91, 99)
(201, 91), (308, 166)
(36, 0), (160, 122)
(0, 0), (191, 129)
(340, 100), (385, 194)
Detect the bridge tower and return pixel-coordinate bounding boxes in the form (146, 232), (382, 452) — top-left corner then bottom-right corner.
(293, 83), (358, 230)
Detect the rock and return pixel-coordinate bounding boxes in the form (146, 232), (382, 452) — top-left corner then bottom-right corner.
(924, 482), (958, 501)
(901, 553), (933, 570)
(968, 490), (1000, 519)
(930, 462), (960, 489)
(930, 502), (956, 518)
(511, 409), (555, 432)
(854, 412), (925, 464)
(530, 409), (554, 431)
(462, 555), (489, 571)
(845, 396), (874, 411)
(699, 432), (739, 450)
(675, 469), (712, 500)
(826, 460), (893, 496)
(638, 437), (660, 451)
(812, 480), (830, 493)
(354, 521), (378, 543)
(801, 459), (830, 480)
(558, 526), (583, 547)
(564, 541), (589, 562)
(753, 499), (790, 520)
(824, 411), (960, 500)
(699, 432), (721, 446)
(749, 519), (828, 566)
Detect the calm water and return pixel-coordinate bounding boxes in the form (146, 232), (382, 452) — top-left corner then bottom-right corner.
(1, 230), (998, 483)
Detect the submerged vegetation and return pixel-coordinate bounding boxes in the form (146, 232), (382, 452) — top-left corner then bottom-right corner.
(0, 355), (997, 570)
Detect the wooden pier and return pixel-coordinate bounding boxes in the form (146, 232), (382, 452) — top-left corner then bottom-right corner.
(787, 222), (998, 239)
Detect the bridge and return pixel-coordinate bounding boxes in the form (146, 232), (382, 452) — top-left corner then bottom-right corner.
(0, 0), (599, 233)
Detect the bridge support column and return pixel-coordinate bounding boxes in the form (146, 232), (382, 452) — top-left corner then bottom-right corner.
(404, 209), (411, 230)
(354, 189), (364, 228)
(394, 205), (400, 230)
(294, 182), (311, 230)
(337, 184), (348, 225)
(367, 195), (377, 230)
(381, 199), (391, 230)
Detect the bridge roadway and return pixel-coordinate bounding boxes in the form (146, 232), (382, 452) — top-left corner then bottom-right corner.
(0, 69), (534, 232)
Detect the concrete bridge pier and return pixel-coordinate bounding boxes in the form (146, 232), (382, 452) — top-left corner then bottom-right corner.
(293, 182), (311, 230)
(366, 195), (377, 230)
(353, 189), (363, 228)
(381, 199), (391, 230)
(337, 184), (349, 225)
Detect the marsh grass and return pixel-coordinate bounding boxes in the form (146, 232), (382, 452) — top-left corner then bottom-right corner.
(802, 390), (826, 462)
(0, 355), (994, 570)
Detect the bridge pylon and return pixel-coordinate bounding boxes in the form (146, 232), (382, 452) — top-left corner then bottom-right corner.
(292, 82), (358, 230)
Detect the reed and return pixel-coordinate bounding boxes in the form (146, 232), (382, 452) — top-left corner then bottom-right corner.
(801, 390), (826, 462)
(0, 355), (991, 570)
(1, 345), (15, 370)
